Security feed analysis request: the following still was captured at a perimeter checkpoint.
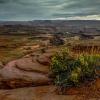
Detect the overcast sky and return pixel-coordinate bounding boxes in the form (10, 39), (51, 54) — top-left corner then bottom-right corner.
(0, 0), (100, 21)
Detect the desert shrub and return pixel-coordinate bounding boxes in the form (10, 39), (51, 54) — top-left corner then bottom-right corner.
(50, 35), (64, 46)
(51, 50), (98, 94)
(40, 48), (46, 53)
(78, 55), (100, 80)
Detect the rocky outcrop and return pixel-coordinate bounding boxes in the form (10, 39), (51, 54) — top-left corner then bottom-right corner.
(0, 51), (99, 100)
(15, 57), (49, 74)
(0, 55), (51, 89)
(0, 86), (76, 100)
(37, 53), (52, 66)
(0, 83), (99, 100)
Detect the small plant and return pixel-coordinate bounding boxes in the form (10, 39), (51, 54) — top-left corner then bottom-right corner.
(78, 55), (99, 80)
(49, 35), (64, 46)
(51, 49), (98, 94)
(40, 48), (46, 53)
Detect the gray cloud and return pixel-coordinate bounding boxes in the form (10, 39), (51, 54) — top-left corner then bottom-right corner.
(0, 0), (100, 21)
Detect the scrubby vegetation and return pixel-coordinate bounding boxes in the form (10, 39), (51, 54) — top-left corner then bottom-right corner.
(50, 34), (64, 46)
(51, 49), (100, 94)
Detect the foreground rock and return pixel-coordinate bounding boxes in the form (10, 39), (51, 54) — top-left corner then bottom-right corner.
(0, 86), (75, 100)
(0, 84), (99, 100)
(15, 57), (49, 74)
(37, 53), (52, 66)
(0, 57), (51, 89)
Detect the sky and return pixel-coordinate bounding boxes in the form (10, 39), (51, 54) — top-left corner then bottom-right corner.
(0, 0), (100, 21)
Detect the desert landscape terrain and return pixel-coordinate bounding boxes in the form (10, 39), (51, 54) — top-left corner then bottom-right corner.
(0, 20), (100, 100)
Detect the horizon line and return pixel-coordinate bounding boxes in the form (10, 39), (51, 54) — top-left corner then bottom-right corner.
(0, 19), (100, 22)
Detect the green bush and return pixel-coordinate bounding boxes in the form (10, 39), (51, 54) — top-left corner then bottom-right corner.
(51, 50), (98, 93)
(78, 55), (98, 80)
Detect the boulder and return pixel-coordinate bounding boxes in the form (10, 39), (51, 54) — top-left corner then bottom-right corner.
(37, 53), (51, 66)
(15, 57), (49, 74)
(0, 57), (51, 89)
